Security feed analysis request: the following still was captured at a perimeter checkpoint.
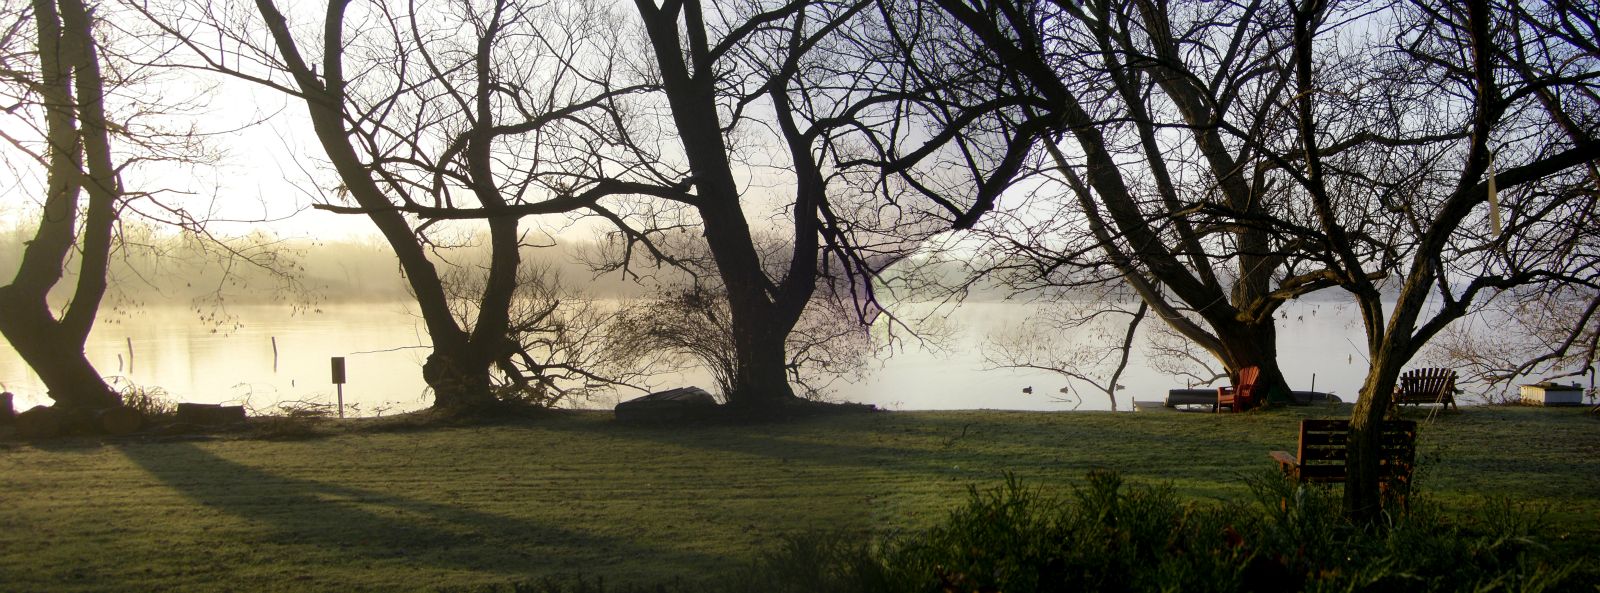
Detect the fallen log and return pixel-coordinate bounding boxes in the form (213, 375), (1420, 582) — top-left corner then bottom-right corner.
(96, 406), (143, 436)
(175, 402), (247, 426)
(215, 405), (246, 424)
(15, 406), (64, 439)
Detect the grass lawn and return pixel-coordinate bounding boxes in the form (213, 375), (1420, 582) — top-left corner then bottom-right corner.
(1, 404), (1596, 592)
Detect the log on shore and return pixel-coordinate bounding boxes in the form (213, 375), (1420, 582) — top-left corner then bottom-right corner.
(15, 406), (64, 439)
(96, 406), (143, 436)
(175, 403), (247, 426)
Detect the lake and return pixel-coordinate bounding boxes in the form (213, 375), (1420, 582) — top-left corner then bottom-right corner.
(0, 300), (1380, 414)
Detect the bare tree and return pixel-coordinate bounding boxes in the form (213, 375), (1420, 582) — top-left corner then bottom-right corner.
(0, 0), (125, 411)
(1424, 287), (1599, 401)
(134, 0), (670, 412)
(928, 0), (1598, 519)
(136, 0), (1041, 415)
(443, 263), (658, 408)
(493, 0), (1023, 409)
(615, 0), (909, 409)
(1270, 0), (1599, 520)
(611, 282), (872, 402)
(0, 0), (309, 420)
(922, 0), (1327, 404)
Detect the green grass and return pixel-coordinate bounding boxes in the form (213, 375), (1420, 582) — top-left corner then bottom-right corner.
(1, 404), (1595, 592)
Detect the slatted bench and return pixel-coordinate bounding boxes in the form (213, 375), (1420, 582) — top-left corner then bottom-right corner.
(1269, 419), (1417, 503)
(1393, 368), (1459, 410)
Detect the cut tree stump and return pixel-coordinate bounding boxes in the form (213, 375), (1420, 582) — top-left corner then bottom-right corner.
(96, 406), (143, 436)
(15, 406), (64, 439)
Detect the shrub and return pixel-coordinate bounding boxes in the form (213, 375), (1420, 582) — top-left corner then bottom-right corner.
(435, 575), (688, 593)
(117, 382), (177, 419)
(437, 473), (1598, 593)
(243, 398), (334, 440)
(717, 472), (1597, 593)
(717, 532), (916, 593)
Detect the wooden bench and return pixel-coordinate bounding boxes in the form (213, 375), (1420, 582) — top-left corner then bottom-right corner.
(1393, 368), (1459, 410)
(1269, 419), (1417, 500)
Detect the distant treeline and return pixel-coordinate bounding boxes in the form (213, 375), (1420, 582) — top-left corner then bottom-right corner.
(0, 225), (1363, 308)
(0, 226), (658, 307)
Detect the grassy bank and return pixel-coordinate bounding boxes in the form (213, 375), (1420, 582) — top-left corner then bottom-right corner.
(1, 405), (1595, 592)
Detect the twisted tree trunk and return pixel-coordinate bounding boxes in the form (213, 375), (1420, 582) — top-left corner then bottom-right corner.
(0, 0), (123, 412)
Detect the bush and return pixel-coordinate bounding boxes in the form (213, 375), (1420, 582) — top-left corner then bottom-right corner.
(716, 472), (1596, 593)
(244, 399), (334, 440)
(118, 383), (177, 419)
(440, 473), (1597, 593)
(435, 575), (687, 593)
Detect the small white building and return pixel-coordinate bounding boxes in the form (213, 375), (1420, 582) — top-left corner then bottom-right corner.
(1519, 383), (1586, 406)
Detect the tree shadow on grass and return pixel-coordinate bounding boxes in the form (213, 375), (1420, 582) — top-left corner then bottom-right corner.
(540, 413), (1276, 490)
(117, 441), (717, 583)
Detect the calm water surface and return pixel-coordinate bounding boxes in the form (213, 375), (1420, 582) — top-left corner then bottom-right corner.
(0, 300), (1376, 414)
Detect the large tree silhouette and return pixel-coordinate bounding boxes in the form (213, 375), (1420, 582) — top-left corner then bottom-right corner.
(141, 0), (1022, 411)
(1275, 0), (1598, 519)
(931, 0), (1599, 519)
(139, 0), (673, 411)
(0, 0), (133, 411)
(923, 0), (1322, 402)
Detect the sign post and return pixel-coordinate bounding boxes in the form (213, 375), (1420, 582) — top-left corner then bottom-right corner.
(331, 357), (347, 418)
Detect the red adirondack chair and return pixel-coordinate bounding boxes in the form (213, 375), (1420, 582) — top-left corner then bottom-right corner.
(1216, 366), (1261, 413)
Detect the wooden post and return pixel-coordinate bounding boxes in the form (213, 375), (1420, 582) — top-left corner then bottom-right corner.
(0, 392), (13, 425)
(331, 357), (346, 419)
(126, 337), (134, 374)
(271, 336), (279, 373)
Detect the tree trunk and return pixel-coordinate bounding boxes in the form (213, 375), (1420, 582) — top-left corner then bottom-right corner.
(700, 197), (807, 409)
(0, 0), (121, 413)
(725, 303), (799, 408)
(423, 348), (499, 412)
(0, 301), (120, 410)
(1211, 319), (1291, 406)
(1345, 362), (1401, 522)
(1343, 277), (1429, 521)
(253, 0), (521, 413)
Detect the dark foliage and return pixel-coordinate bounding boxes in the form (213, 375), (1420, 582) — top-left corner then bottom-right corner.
(459, 471), (1596, 593)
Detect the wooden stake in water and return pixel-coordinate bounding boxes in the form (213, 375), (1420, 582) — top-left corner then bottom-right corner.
(126, 337), (134, 374)
(331, 356), (347, 419)
(272, 336), (279, 373)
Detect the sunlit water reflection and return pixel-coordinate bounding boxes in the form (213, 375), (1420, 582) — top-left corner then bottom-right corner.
(0, 300), (1378, 414)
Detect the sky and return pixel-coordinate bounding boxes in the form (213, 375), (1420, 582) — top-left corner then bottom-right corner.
(0, 74), (359, 241)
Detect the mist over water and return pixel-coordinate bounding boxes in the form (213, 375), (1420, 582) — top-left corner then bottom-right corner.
(0, 299), (1380, 414)
(0, 231), (1392, 414)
